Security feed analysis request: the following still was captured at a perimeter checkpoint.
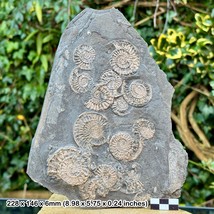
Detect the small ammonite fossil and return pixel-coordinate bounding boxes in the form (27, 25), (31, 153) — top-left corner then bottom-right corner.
(47, 147), (91, 186)
(79, 164), (118, 199)
(79, 178), (99, 200)
(109, 132), (143, 161)
(100, 70), (122, 97)
(133, 118), (155, 140)
(94, 164), (118, 189)
(111, 96), (131, 116)
(73, 112), (109, 147)
(120, 164), (144, 194)
(69, 68), (92, 93)
(122, 80), (152, 107)
(85, 85), (114, 111)
(73, 44), (95, 70)
(110, 40), (140, 76)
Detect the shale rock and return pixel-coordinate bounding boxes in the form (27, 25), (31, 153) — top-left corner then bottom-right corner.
(27, 8), (188, 202)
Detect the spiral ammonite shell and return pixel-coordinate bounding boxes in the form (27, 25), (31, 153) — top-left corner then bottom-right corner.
(94, 164), (118, 188)
(73, 45), (95, 70)
(111, 96), (131, 116)
(69, 68), (92, 93)
(78, 165), (117, 199)
(47, 147), (90, 186)
(122, 80), (152, 107)
(85, 85), (114, 111)
(73, 112), (109, 147)
(133, 118), (155, 140)
(79, 178), (99, 200)
(110, 40), (140, 75)
(100, 70), (122, 96)
(109, 132), (143, 161)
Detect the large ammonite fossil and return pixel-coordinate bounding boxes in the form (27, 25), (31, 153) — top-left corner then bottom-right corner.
(133, 118), (155, 140)
(122, 79), (152, 107)
(69, 68), (92, 93)
(85, 85), (114, 111)
(73, 112), (109, 147)
(73, 44), (95, 70)
(47, 147), (91, 186)
(109, 132), (143, 161)
(100, 70), (122, 97)
(110, 40), (140, 76)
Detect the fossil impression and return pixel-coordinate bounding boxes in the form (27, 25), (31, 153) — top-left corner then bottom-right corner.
(27, 8), (188, 203)
(69, 67), (92, 93)
(110, 40), (140, 75)
(73, 44), (96, 70)
(109, 132), (143, 161)
(47, 147), (91, 186)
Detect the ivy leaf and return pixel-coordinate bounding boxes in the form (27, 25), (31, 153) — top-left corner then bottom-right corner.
(210, 80), (214, 89)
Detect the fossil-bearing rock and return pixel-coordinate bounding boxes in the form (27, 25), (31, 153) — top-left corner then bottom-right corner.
(27, 8), (188, 203)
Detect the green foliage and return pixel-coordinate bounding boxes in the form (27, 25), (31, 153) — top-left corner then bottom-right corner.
(0, 0), (81, 192)
(150, 10), (214, 142)
(181, 161), (214, 206)
(150, 14), (214, 81)
(0, 0), (213, 207)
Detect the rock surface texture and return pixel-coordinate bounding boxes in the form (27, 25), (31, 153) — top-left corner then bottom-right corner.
(27, 8), (188, 202)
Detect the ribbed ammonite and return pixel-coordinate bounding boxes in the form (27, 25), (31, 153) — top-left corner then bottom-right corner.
(122, 80), (152, 107)
(85, 85), (114, 111)
(73, 112), (109, 147)
(110, 40), (140, 75)
(73, 45), (95, 70)
(78, 165), (118, 199)
(100, 70), (122, 97)
(109, 132), (143, 161)
(94, 164), (118, 189)
(47, 147), (90, 186)
(69, 68), (92, 93)
(133, 118), (155, 140)
(111, 96), (131, 116)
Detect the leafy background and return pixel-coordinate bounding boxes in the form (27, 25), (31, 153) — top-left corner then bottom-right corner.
(0, 0), (213, 206)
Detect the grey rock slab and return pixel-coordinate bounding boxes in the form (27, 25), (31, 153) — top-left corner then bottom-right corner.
(27, 8), (188, 203)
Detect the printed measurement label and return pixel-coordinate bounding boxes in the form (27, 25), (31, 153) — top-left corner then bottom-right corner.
(6, 199), (148, 208)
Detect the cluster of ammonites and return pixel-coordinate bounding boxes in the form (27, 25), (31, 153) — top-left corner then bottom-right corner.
(47, 40), (155, 200)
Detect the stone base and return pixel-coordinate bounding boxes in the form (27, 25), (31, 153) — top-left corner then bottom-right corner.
(38, 194), (190, 214)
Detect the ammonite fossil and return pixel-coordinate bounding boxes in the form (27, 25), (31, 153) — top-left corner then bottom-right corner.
(122, 178), (144, 194)
(122, 80), (152, 107)
(69, 68), (92, 93)
(111, 96), (131, 116)
(120, 164), (144, 194)
(110, 40), (140, 75)
(73, 112), (109, 147)
(73, 44), (95, 70)
(109, 132), (143, 161)
(79, 178), (99, 200)
(85, 85), (114, 111)
(133, 118), (155, 140)
(79, 164), (118, 199)
(100, 70), (122, 97)
(94, 164), (118, 189)
(47, 147), (90, 186)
